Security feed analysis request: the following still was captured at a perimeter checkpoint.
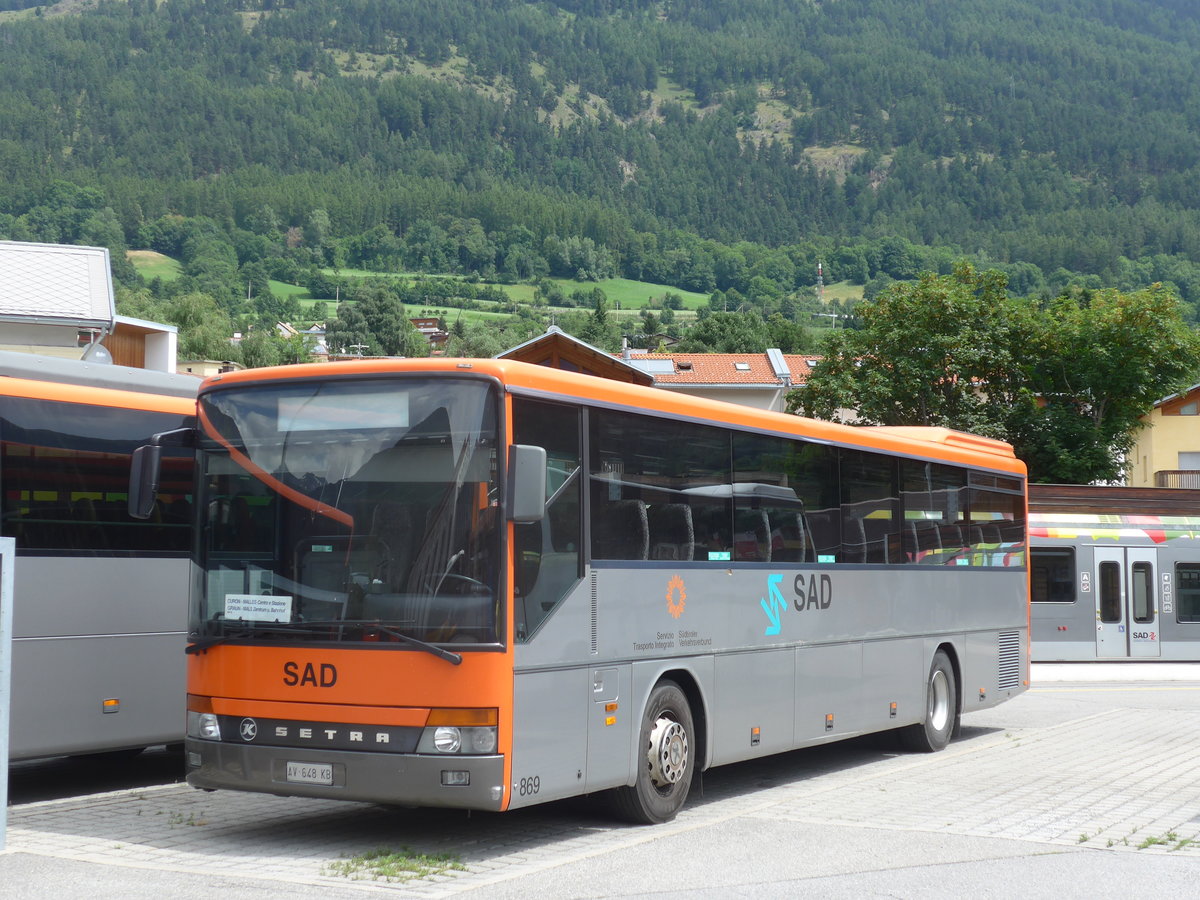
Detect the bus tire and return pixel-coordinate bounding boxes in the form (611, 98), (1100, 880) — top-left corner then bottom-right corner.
(899, 650), (957, 753)
(611, 680), (695, 824)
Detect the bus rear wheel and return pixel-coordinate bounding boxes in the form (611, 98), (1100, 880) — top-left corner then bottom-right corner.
(899, 650), (957, 753)
(611, 680), (695, 824)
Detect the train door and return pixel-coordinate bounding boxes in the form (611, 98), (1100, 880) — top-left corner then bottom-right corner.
(1094, 547), (1160, 658)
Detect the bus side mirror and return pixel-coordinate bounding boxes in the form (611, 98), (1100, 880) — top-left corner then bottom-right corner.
(128, 444), (163, 520)
(508, 444), (547, 524)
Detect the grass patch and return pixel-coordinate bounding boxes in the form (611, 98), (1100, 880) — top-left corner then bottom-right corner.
(320, 268), (708, 311)
(324, 847), (465, 883)
(819, 280), (864, 304)
(542, 276), (708, 310)
(269, 279), (310, 300)
(127, 250), (183, 282)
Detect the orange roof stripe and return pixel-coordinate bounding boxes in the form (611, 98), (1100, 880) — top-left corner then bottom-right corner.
(0, 374), (195, 415)
(201, 358), (1024, 475)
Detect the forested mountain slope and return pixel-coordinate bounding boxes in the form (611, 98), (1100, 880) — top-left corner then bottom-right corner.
(3, 0), (1200, 308)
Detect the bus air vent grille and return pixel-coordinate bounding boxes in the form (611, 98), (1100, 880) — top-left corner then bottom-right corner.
(590, 570), (598, 655)
(997, 631), (1021, 690)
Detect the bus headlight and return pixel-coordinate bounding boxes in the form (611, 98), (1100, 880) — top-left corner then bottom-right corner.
(433, 726), (461, 753)
(187, 710), (222, 741)
(418, 725), (497, 755)
(417, 708), (498, 755)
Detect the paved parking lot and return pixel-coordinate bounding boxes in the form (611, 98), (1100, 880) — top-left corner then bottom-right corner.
(5, 665), (1200, 898)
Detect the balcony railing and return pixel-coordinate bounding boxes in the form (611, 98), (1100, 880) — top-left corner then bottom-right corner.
(1155, 470), (1200, 488)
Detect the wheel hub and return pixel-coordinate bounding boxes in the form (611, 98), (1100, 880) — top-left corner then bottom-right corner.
(647, 715), (688, 787)
(929, 669), (950, 732)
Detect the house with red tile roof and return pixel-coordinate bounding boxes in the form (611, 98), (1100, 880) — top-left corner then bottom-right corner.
(498, 326), (815, 412)
(620, 349), (816, 412)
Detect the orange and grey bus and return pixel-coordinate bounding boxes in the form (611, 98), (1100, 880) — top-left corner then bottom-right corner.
(145, 358), (1028, 823)
(1, 349), (196, 759)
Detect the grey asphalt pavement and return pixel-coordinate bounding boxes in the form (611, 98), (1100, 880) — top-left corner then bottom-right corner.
(4, 663), (1200, 898)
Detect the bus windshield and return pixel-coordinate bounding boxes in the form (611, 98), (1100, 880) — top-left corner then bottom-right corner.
(194, 376), (501, 648)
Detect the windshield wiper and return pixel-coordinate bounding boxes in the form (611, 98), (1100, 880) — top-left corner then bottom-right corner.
(300, 618), (463, 666)
(187, 620), (464, 666)
(186, 622), (340, 654)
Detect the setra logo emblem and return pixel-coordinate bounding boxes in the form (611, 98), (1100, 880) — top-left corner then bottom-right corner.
(239, 718), (258, 742)
(666, 574), (686, 619)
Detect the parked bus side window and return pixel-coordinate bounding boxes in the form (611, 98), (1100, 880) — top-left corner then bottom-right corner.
(731, 432), (807, 563)
(1176, 563), (1200, 623)
(588, 409), (731, 562)
(781, 440), (840, 562)
(512, 399), (582, 641)
(966, 472), (1026, 566)
(1031, 548), (1076, 602)
(900, 460), (967, 566)
(840, 449), (901, 564)
(1, 397), (193, 554)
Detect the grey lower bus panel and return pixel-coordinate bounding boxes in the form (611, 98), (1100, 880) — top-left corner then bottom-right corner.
(507, 565), (1027, 811)
(185, 740), (507, 810)
(9, 556), (189, 760)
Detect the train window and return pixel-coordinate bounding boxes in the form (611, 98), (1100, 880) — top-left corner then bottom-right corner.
(1131, 561), (1154, 624)
(1176, 563), (1200, 623)
(1031, 548), (1075, 602)
(1098, 561), (1121, 623)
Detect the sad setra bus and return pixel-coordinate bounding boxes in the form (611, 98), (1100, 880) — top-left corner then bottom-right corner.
(138, 358), (1029, 823)
(1, 349), (197, 760)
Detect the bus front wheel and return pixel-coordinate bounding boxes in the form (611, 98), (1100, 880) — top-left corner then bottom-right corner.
(611, 680), (695, 824)
(899, 650), (957, 753)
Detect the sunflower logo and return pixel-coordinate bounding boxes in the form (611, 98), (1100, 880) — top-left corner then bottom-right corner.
(666, 574), (686, 619)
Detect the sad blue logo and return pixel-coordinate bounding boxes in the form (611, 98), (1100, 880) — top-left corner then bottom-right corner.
(760, 573), (785, 635)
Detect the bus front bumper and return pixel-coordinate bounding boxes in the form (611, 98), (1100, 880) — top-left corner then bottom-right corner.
(185, 738), (506, 810)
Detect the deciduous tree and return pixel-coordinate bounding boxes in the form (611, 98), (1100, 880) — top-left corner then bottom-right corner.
(788, 267), (1200, 483)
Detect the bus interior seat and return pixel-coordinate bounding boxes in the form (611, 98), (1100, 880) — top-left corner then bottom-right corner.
(904, 520), (943, 562)
(734, 508), (771, 562)
(770, 510), (812, 563)
(593, 498), (649, 560)
(648, 503), (694, 561)
(841, 515), (867, 563)
(805, 508), (840, 561)
(939, 523), (965, 550)
(370, 501), (414, 590)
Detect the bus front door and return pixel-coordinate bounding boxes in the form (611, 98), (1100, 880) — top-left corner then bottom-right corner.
(1094, 547), (1160, 658)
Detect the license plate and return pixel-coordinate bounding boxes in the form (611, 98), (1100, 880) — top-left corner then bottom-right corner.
(286, 761), (333, 785)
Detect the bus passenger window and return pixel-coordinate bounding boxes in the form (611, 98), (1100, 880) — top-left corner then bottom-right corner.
(588, 408), (731, 563)
(840, 449), (901, 564)
(513, 399), (582, 641)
